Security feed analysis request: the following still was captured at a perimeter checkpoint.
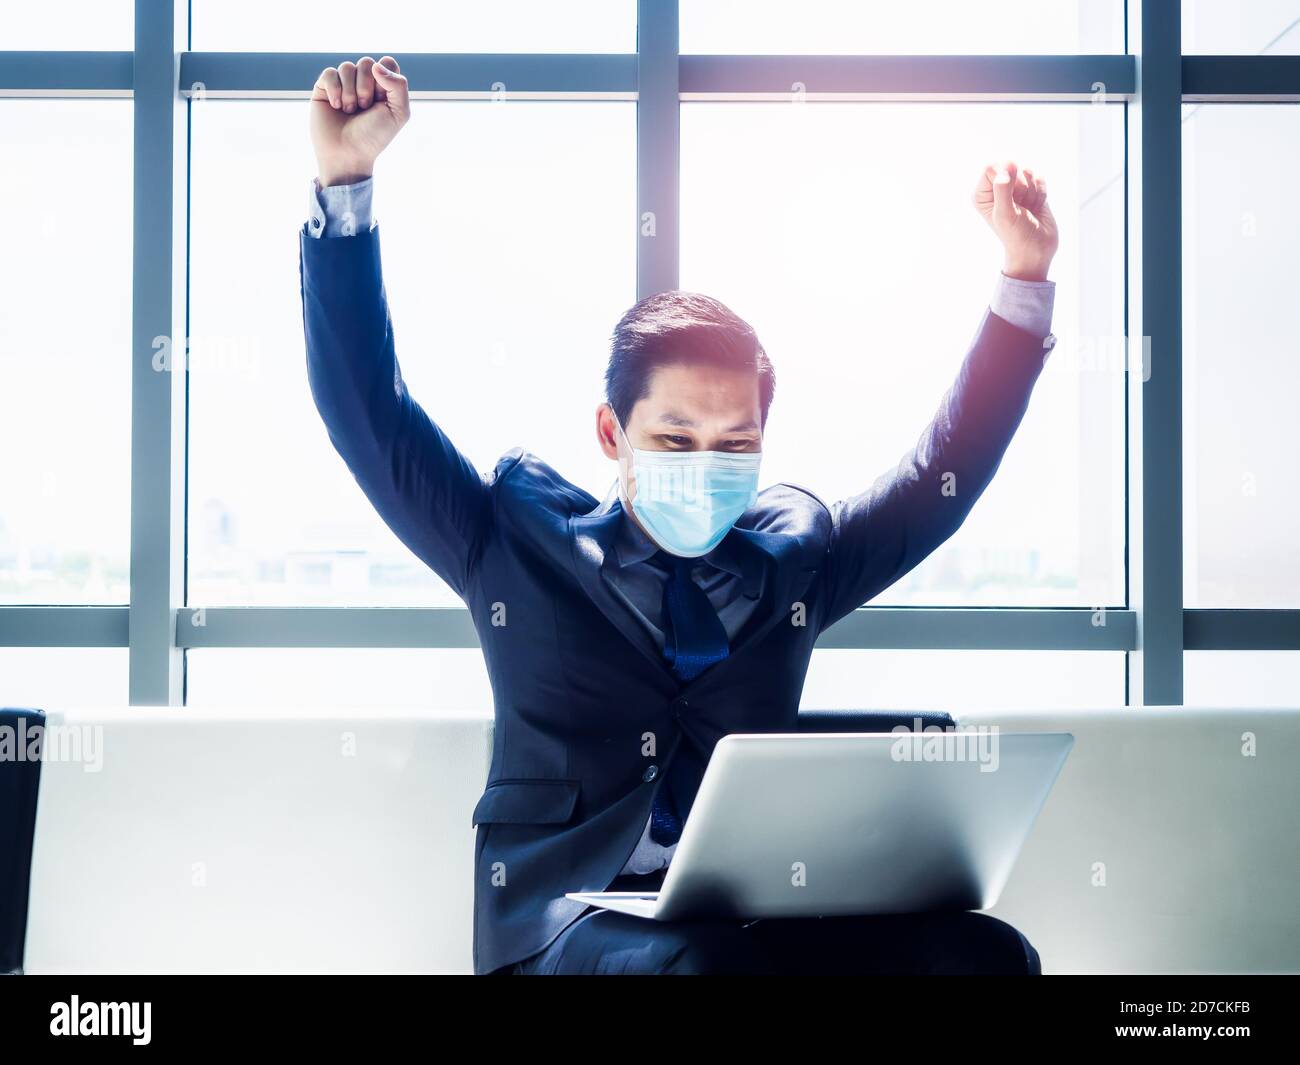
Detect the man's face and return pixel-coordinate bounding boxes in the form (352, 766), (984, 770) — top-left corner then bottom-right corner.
(596, 361), (763, 507)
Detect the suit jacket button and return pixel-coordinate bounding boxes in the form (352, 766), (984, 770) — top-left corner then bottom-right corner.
(642, 765), (659, 783)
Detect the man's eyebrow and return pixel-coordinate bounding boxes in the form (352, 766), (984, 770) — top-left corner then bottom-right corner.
(650, 413), (760, 433)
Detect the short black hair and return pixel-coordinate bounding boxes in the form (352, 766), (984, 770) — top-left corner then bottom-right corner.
(605, 291), (775, 430)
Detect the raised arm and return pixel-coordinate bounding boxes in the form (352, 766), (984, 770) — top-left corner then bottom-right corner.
(820, 162), (1059, 628)
(301, 56), (490, 597)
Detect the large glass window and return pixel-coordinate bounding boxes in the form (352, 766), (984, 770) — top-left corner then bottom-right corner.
(682, 0), (1122, 54)
(12, 5), (1300, 710)
(187, 100), (635, 606)
(185, 648), (492, 709)
(2, 1), (133, 49)
(800, 650), (1126, 710)
(1183, 1), (1300, 55)
(1185, 651), (1300, 707)
(0, 102), (132, 605)
(185, 646), (1126, 710)
(1183, 105), (1300, 608)
(681, 102), (1126, 608)
(191, 1), (636, 53)
(0, 648), (128, 706)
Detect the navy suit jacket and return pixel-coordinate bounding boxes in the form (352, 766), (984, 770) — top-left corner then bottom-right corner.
(298, 225), (1052, 974)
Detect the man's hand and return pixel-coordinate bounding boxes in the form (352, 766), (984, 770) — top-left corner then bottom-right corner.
(973, 161), (1059, 283)
(310, 55), (410, 187)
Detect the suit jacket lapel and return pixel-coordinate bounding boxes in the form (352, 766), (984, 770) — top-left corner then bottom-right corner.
(569, 491), (676, 681)
(716, 525), (821, 663)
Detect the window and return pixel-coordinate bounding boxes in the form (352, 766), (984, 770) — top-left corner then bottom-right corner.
(682, 102), (1125, 607)
(1183, 105), (1300, 608)
(2, 1), (133, 49)
(1185, 652), (1300, 707)
(681, 0), (1123, 54)
(10, 3), (1299, 710)
(185, 648), (491, 708)
(187, 100), (635, 606)
(0, 648), (128, 706)
(1182, 1), (1300, 55)
(190, 1), (636, 53)
(800, 651), (1126, 710)
(0, 102), (132, 606)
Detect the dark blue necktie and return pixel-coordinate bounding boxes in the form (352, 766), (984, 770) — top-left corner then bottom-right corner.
(650, 554), (729, 846)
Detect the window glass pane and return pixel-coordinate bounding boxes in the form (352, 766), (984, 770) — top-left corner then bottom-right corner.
(3, 1), (132, 49)
(0, 648), (128, 707)
(1183, 105), (1300, 608)
(192, 1), (635, 52)
(187, 100), (635, 606)
(682, 0), (1122, 54)
(185, 648), (1123, 710)
(0, 102), (131, 605)
(185, 648), (492, 709)
(1183, 1), (1300, 55)
(681, 103), (1125, 607)
(1185, 651), (1300, 707)
(800, 650), (1126, 709)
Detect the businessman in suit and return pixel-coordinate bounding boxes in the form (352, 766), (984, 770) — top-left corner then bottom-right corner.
(302, 57), (1059, 975)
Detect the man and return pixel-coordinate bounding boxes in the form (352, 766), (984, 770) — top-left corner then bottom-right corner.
(302, 57), (1058, 975)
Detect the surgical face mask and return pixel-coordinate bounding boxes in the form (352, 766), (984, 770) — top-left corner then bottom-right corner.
(615, 417), (762, 558)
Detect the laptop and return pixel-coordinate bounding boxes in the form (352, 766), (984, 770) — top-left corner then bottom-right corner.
(566, 730), (1072, 921)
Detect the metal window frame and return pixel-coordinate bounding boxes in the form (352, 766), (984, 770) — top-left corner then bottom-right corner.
(2, 1), (1298, 706)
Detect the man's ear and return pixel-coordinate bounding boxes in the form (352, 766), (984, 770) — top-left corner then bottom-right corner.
(596, 403), (620, 461)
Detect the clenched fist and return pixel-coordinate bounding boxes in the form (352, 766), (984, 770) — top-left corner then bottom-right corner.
(310, 55), (410, 187)
(973, 162), (1059, 283)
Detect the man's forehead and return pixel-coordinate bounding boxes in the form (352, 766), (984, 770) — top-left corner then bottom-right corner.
(638, 365), (761, 415)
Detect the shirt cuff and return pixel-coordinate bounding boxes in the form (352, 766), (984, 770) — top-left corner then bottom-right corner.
(306, 176), (375, 239)
(990, 272), (1055, 340)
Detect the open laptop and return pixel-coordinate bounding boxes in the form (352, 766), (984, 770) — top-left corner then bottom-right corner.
(567, 730), (1072, 921)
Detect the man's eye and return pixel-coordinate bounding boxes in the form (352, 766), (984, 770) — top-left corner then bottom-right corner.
(661, 435), (691, 447)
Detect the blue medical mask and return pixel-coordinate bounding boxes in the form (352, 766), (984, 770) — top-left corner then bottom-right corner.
(615, 418), (762, 558)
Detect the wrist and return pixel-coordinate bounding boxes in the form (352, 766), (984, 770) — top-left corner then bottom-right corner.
(1002, 256), (1052, 283)
(317, 163), (373, 188)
